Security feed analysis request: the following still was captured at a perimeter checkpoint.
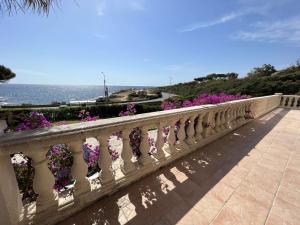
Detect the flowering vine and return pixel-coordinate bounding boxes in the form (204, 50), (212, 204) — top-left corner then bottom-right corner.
(16, 112), (52, 131)
(162, 93), (248, 110)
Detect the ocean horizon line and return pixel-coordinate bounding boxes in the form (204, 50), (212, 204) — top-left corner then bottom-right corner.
(2, 83), (156, 88)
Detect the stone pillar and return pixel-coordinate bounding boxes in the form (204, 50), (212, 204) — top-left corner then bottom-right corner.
(98, 135), (114, 184)
(139, 126), (152, 165)
(28, 146), (57, 213)
(0, 154), (23, 225)
(68, 140), (90, 198)
(121, 129), (135, 175)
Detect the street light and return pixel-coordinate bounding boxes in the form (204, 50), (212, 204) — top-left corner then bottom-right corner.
(101, 72), (109, 102)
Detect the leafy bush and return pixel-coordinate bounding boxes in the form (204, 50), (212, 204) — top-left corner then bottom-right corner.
(0, 65), (16, 82)
(159, 72), (300, 98)
(1, 103), (161, 129)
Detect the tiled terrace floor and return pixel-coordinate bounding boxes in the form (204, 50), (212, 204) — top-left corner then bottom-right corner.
(58, 108), (300, 225)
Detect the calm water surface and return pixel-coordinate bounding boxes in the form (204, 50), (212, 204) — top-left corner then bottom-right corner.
(0, 84), (150, 105)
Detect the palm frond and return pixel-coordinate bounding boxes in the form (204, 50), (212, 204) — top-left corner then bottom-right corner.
(0, 0), (57, 14)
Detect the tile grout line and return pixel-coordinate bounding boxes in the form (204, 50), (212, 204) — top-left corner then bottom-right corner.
(208, 147), (266, 225)
(263, 142), (292, 225)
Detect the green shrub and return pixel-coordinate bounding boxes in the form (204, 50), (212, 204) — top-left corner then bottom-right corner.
(0, 103), (162, 129)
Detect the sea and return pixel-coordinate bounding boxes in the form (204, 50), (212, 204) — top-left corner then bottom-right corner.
(0, 84), (150, 105)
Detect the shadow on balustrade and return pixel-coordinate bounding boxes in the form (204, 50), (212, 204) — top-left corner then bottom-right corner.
(57, 108), (289, 225)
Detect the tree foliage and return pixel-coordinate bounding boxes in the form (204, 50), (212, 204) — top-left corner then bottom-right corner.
(159, 63), (300, 99)
(247, 64), (277, 78)
(0, 65), (16, 82)
(194, 72), (238, 82)
(0, 0), (56, 14)
(274, 60), (300, 76)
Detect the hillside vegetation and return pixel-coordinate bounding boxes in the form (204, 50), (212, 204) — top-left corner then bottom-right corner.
(159, 62), (300, 99)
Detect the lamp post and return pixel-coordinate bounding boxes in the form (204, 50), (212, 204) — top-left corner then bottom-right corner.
(101, 72), (109, 102)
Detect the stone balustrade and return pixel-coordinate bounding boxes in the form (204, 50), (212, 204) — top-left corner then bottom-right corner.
(279, 94), (300, 109)
(0, 95), (282, 225)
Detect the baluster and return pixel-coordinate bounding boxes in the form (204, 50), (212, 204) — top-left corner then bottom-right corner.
(155, 122), (166, 160)
(215, 110), (222, 132)
(228, 107), (234, 128)
(225, 108), (230, 128)
(241, 104), (246, 122)
(98, 135), (114, 184)
(237, 105), (242, 124)
(237, 105), (242, 122)
(28, 146), (57, 212)
(292, 97), (296, 107)
(68, 140), (90, 197)
(176, 117), (188, 151)
(139, 125), (152, 165)
(195, 113), (204, 140)
(210, 111), (217, 135)
(202, 112), (212, 138)
(281, 97), (286, 107)
(232, 107), (237, 127)
(166, 120), (177, 155)
(280, 96), (285, 107)
(284, 97), (289, 107)
(220, 109), (227, 129)
(294, 97), (300, 109)
(0, 154), (23, 225)
(186, 115), (196, 145)
(121, 129), (135, 175)
(288, 97), (293, 107)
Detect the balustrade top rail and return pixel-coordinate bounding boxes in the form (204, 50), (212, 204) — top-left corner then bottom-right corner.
(0, 95), (278, 151)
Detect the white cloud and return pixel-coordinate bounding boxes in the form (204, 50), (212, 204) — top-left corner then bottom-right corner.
(233, 16), (300, 46)
(178, 0), (296, 33)
(179, 12), (244, 32)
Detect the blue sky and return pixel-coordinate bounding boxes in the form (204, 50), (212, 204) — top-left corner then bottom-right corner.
(0, 0), (300, 86)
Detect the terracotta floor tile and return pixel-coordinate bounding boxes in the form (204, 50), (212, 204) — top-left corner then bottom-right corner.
(245, 167), (281, 194)
(208, 181), (235, 203)
(214, 192), (270, 225)
(192, 192), (223, 222)
(57, 109), (300, 225)
(210, 206), (242, 225)
(281, 168), (300, 190)
(276, 185), (300, 208)
(177, 209), (209, 225)
(235, 181), (274, 209)
(267, 198), (300, 225)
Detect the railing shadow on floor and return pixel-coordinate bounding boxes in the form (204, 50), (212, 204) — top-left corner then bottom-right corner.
(57, 108), (290, 225)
